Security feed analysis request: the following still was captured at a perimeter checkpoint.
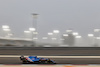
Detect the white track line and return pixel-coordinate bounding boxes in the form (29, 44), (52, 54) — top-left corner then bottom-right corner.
(0, 55), (100, 58)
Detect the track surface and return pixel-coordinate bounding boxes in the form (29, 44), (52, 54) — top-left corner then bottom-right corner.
(0, 47), (100, 64)
(0, 47), (100, 56)
(1, 57), (100, 64)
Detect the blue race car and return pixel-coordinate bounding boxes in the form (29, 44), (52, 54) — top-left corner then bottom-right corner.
(20, 55), (56, 64)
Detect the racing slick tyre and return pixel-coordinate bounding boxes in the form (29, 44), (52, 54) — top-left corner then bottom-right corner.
(40, 61), (46, 64)
(47, 59), (56, 64)
(45, 61), (56, 64)
(47, 61), (54, 64)
(22, 61), (30, 64)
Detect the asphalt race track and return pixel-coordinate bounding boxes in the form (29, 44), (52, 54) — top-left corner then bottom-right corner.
(0, 47), (100, 64)
(0, 47), (100, 56)
(0, 57), (100, 64)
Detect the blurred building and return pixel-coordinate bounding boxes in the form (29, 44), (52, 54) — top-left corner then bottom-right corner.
(0, 38), (35, 47)
(62, 33), (75, 46)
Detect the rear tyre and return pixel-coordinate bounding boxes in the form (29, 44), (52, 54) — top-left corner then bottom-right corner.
(40, 61), (46, 64)
(22, 61), (29, 64)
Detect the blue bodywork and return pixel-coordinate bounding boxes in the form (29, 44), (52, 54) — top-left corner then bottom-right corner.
(28, 56), (40, 62)
(27, 56), (56, 63)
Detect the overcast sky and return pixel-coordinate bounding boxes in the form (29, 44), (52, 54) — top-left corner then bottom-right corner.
(0, 0), (100, 38)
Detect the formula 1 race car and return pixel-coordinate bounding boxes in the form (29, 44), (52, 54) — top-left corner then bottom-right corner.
(20, 55), (56, 64)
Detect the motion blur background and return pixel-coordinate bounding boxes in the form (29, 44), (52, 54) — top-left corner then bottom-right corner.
(0, 0), (100, 47)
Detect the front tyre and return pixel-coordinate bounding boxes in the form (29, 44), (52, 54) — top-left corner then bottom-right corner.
(47, 61), (56, 64)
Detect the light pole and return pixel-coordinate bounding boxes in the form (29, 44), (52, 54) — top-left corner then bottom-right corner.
(32, 13), (39, 31)
(29, 27), (36, 39)
(31, 13), (39, 46)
